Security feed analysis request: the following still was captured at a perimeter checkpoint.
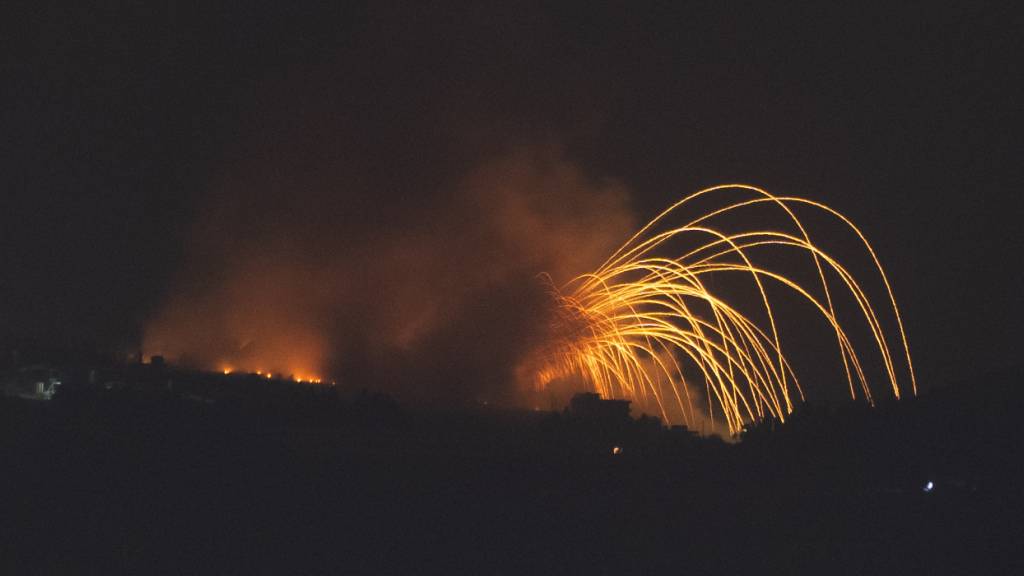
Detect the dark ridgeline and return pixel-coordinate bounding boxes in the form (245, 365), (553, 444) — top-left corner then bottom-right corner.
(1, 354), (1022, 574)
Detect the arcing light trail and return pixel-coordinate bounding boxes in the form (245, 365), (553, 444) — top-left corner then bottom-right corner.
(527, 185), (915, 436)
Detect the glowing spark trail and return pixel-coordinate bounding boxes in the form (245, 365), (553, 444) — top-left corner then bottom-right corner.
(527, 185), (915, 435)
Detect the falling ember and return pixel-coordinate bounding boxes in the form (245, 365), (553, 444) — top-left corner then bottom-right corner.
(527, 184), (916, 436)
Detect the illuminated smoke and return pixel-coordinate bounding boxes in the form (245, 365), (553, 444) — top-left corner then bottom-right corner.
(145, 151), (914, 427)
(144, 144), (635, 404)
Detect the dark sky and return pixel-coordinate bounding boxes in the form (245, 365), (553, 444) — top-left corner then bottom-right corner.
(3, 2), (1022, 397)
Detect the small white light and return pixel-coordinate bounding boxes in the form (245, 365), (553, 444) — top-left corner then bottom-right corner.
(923, 481), (934, 493)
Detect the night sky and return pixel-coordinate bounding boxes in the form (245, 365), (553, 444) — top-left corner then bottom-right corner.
(3, 3), (1022, 401)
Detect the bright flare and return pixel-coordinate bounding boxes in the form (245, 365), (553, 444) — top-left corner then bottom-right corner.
(528, 185), (916, 436)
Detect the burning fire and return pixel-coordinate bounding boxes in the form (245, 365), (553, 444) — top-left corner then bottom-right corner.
(218, 364), (322, 384)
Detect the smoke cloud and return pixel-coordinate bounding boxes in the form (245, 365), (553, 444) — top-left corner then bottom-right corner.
(144, 143), (635, 407)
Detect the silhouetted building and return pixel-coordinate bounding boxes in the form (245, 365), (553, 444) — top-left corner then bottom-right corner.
(568, 392), (631, 423)
(667, 424), (698, 442)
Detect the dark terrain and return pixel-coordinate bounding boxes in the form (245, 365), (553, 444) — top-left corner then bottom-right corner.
(2, 360), (1022, 574)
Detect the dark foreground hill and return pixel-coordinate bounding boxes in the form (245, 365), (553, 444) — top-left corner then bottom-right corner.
(2, 372), (1022, 575)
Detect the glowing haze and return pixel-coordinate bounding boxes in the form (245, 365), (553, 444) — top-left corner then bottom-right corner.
(146, 144), (914, 427)
(143, 145), (635, 403)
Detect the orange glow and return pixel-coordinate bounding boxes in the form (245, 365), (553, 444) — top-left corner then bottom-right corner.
(143, 281), (330, 392)
(185, 367), (330, 384)
(142, 146), (638, 409)
(215, 365), (326, 385)
(527, 184), (915, 436)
